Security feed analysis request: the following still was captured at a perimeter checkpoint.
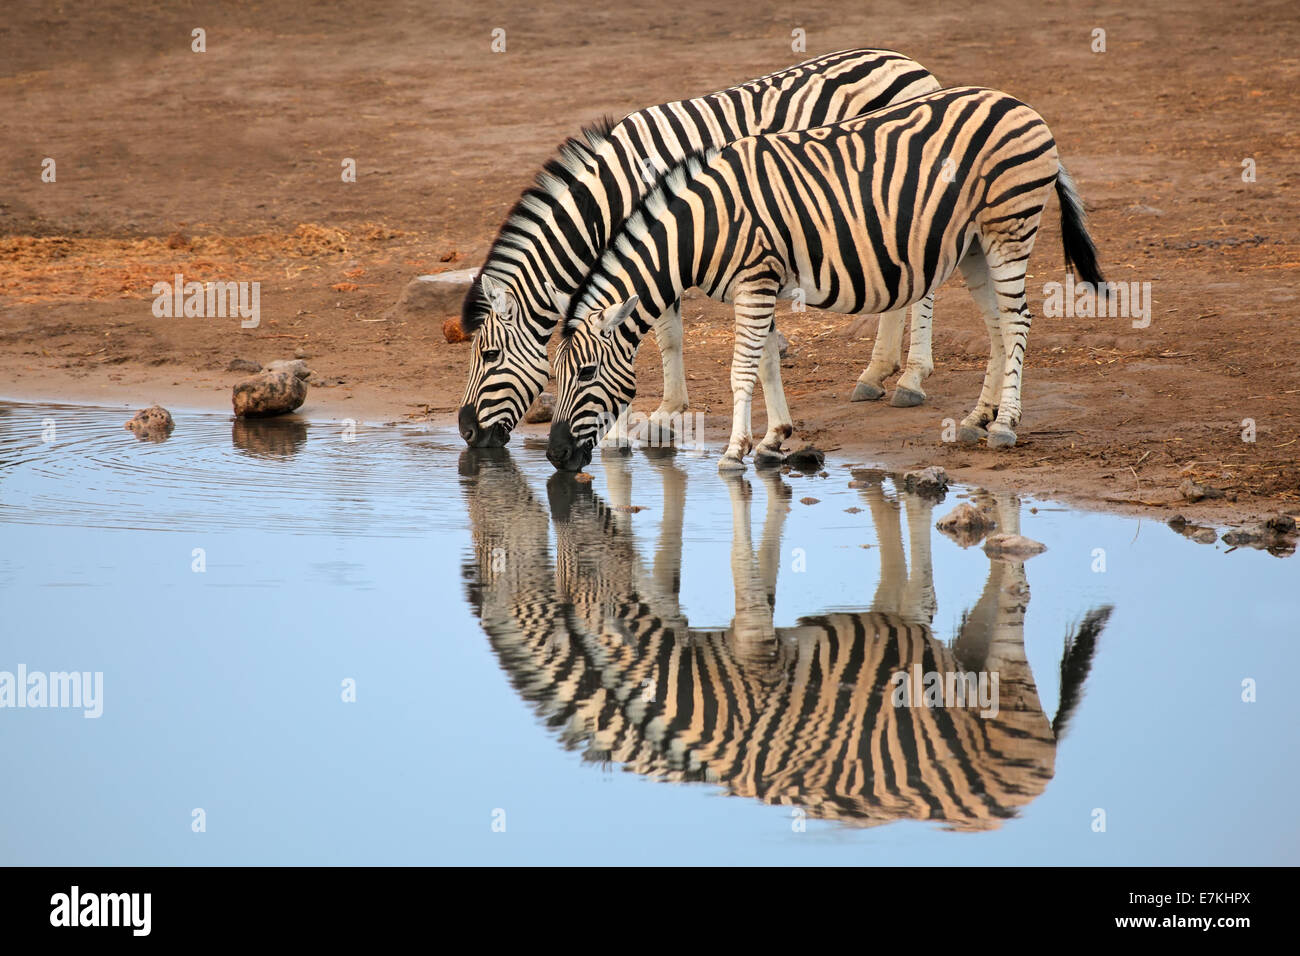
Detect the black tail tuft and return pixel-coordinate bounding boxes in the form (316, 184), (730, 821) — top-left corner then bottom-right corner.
(1052, 605), (1112, 740)
(1056, 164), (1104, 287)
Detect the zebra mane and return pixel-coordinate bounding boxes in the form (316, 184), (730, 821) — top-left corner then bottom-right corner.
(562, 146), (720, 337)
(461, 116), (618, 334)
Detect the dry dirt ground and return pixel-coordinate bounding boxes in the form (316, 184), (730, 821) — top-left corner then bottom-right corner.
(2, 0), (1298, 526)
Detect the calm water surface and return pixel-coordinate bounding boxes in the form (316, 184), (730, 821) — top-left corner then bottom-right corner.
(1, 401), (1296, 865)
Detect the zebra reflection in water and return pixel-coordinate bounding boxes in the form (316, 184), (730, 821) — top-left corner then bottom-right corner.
(459, 449), (1110, 830)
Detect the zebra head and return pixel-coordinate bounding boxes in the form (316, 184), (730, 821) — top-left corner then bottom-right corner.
(458, 273), (551, 448)
(547, 296), (641, 472)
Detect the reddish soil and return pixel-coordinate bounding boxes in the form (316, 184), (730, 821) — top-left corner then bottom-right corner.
(2, 0), (1298, 527)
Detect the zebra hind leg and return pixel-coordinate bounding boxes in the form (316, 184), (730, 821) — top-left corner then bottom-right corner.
(720, 290), (779, 472)
(889, 295), (935, 408)
(850, 309), (905, 402)
(957, 249), (1005, 444)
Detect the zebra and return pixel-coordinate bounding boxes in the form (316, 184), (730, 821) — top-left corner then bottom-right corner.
(459, 450), (1111, 828)
(458, 48), (944, 449)
(546, 86), (1105, 473)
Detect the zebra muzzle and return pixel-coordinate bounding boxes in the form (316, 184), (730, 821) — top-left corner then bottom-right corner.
(546, 421), (592, 472)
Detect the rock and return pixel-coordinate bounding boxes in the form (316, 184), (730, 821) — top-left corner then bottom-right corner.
(844, 506), (862, 514)
(226, 358), (262, 373)
(982, 533), (1047, 559)
(232, 370), (307, 418)
(574, 472), (593, 484)
(1192, 529), (1218, 545)
(786, 445), (825, 471)
(443, 317), (470, 344)
(847, 480), (871, 489)
(1179, 478), (1225, 502)
(1166, 514), (1188, 531)
(936, 502), (997, 547)
(293, 347), (309, 359)
(264, 359), (312, 380)
(799, 497), (820, 505)
(389, 269), (480, 322)
(903, 466), (949, 497)
(776, 330), (790, 358)
(125, 405), (174, 441)
(523, 392), (555, 424)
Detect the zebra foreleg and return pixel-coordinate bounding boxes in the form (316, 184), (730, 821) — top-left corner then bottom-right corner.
(890, 294), (936, 408)
(720, 291), (779, 472)
(648, 299), (690, 438)
(755, 327), (794, 465)
(851, 309), (905, 402)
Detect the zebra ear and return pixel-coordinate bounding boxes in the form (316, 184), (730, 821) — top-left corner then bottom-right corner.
(545, 281), (571, 317)
(478, 273), (512, 315)
(599, 296), (640, 336)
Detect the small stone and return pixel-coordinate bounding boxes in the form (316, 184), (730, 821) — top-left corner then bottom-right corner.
(1192, 529), (1218, 545)
(787, 445), (825, 471)
(226, 358), (262, 373)
(1179, 478), (1224, 502)
(844, 506), (862, 514)
(799, 497), (820, 505)
(264, 359), (312, 380)
(574, 472), (593, 484)
(523, 392), (555, 424)
(613, 505), (646, 513)
(936, 502), (997, 547)
(1167, 514), (1188, 531)
(903, 466), (949, 497)
(293, 347), (309, 359)
(125, 405), (174, 441)
(847, 480), (871, 489)
(982, 533), (1047, 559)
(443, 317), (470, 344)
(776, 330), (790, 358)
(233, 370), (307, 418)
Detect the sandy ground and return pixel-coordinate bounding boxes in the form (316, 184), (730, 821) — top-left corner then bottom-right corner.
(2, 0), (1298, 529)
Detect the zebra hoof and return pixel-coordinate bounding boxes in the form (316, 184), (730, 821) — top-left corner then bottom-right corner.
(850, 382), (886, 403)
(717, 454), (748, 474)
(754, 446), (786, 467)
(889, 387), (925, 408)
(957, 424), (987, 445)
(987, 423), (1018, 448)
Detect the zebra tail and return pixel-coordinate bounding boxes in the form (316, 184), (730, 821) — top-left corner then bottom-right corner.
(1051, 605), (1113, 740)
(1056, 163), (1104, 287)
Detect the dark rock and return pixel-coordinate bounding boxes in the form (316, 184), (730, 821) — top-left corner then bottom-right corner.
(776, 330), (790, 358)
(1179, 478), (1225, 502)
(1265, 514), (1297, 535)
(786, 445), (825, 471)
(226, 358), (262, 374)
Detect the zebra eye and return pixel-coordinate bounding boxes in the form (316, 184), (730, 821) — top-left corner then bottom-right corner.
(578, 364), (598, 382)
(481, 349), (501, 364)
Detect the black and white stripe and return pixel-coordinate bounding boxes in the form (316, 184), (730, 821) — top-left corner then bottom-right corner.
(458, 49), (943, 447)
(549, 86), (1104, 472)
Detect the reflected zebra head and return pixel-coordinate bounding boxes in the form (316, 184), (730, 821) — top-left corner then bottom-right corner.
(458, 273), (552, 448)
(547, 297), (642, 472)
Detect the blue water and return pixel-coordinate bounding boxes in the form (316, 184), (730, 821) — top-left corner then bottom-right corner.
(0, 401), (1295, 865)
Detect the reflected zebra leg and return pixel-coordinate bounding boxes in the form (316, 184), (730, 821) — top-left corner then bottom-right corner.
(649, 298), (689, 438)
(851, 309), (905, 402)
(754, 467), (792, 610)
(890, 294), (935, 408)
(858, 478), (908, 614)
(600, 449), (634, 530)
(900, 492), (937, 625)
(755, 327), (794, 465)
(723, 474), (779, 668)
(644, 448), (689, 629)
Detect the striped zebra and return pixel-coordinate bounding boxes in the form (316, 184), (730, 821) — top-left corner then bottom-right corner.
(547, 86), (1105, 473)
(458, 48), (944, 449)
(460, 449), (1111, 828)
